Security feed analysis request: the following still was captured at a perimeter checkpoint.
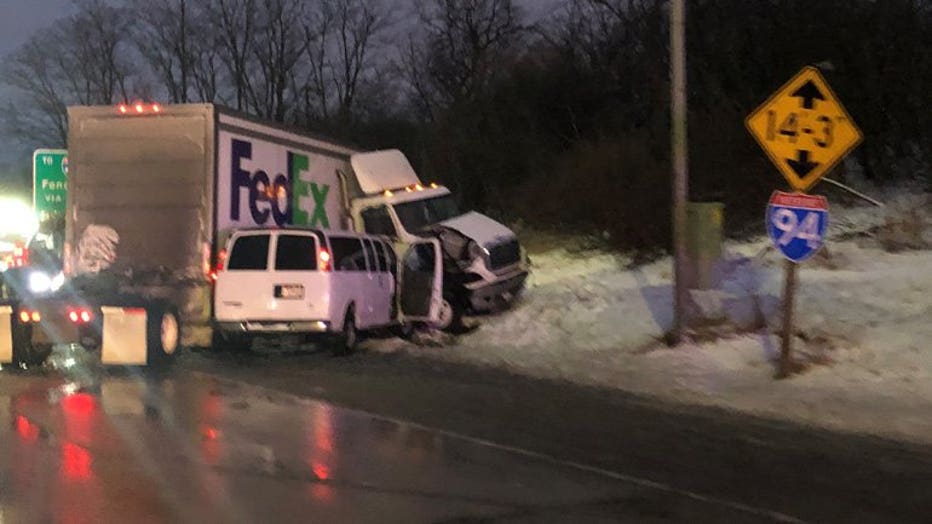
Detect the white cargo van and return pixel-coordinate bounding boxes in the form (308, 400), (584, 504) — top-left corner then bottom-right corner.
(213, 228), (441, 353)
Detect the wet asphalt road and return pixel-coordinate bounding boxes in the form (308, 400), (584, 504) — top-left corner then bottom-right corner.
(1, 343), (931, 523)
(1, 363), (769, 524)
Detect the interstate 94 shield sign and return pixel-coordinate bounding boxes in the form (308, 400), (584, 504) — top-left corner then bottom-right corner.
(766, 191), (829, 263)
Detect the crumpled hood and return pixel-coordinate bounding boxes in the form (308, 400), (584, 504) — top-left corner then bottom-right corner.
(438, 211), (516, 248)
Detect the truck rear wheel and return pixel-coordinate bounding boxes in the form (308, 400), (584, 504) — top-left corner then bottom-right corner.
(146, 302), (181, 367)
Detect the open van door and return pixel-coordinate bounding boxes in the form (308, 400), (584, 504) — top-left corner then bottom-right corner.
(399, 239), (442, 324)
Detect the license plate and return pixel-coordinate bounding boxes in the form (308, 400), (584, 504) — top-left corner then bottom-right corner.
(274, 284), (304, 299)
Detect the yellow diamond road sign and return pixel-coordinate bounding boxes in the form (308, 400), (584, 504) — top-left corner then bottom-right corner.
(746, 66), (862, 193)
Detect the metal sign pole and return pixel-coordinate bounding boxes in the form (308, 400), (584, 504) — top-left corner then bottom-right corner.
(778, 259), (797, 378)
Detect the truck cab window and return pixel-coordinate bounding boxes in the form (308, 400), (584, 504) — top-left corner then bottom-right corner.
(361, 206), (396, 237)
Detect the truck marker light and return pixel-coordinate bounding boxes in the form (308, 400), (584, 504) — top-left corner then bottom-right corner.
(405, 186), (413, 192)
(383, 190), (393, 197)
(415, 183), (423, 191)
(430, 183), (438, 188)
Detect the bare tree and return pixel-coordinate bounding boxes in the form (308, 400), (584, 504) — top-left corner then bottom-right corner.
(298, 0), (392, 128)
(2, 0), (136, 146)
(131, 0), (197, 103)
(68, 0), (135, 104)
(2, 30), (71, 146)
(206, 0), (258, 111)
(404, 0), (524, 117)
(247, 0), (307, 121)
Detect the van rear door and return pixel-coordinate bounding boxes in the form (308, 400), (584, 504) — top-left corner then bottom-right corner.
(214, 232), (273, 321)
(268, 232), (329, 321)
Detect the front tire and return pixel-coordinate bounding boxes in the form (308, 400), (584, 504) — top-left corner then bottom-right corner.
(435, 294), (464, 332)
(146, 302), (181, 367)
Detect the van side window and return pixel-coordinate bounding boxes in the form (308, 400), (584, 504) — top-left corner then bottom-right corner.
(227, 235), (270, 270)
(275, 234), (317, 270)
(330, 237), (366, 271)
(361, 206), (396, 237)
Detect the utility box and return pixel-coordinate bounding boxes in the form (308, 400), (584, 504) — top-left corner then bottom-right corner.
(685, 202), (724, 290)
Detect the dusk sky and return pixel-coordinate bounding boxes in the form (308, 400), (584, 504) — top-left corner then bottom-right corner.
(0, 0), (74, 59)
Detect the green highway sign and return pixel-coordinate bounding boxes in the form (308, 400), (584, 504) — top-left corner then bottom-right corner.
(33, 149), (68, 220)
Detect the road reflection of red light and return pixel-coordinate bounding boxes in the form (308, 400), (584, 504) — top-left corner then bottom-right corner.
(314, 405), (334, 453)
(200, 425), (222, 466)
(310, 483), (335, 503)
(61, 393), (96, 416)
(61, 442), (92, 481)
(312, 462), (330, 481)
(15, 415), (39, 442)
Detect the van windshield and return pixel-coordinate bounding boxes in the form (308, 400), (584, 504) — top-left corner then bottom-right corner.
(393, 195), (461, 232)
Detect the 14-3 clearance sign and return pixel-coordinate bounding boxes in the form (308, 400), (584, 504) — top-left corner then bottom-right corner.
(745, 66), (862, 193)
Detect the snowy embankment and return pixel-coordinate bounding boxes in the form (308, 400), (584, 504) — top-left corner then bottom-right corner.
(380, 189), (932, 444)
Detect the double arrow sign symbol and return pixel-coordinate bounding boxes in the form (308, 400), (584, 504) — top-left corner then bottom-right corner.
(786, 80), (825, 177)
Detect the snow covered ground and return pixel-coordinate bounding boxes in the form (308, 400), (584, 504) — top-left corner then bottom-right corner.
(373, 188), (932, 445)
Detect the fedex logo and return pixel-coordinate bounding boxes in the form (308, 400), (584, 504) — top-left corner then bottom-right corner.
(229, 138), (330, 228)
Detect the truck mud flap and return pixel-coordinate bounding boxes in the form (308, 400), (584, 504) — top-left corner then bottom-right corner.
(100, 307), (148, 365)
(0, 305), (12, 365)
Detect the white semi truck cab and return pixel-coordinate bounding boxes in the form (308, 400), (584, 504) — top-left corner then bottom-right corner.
(347, 150), (528, 327)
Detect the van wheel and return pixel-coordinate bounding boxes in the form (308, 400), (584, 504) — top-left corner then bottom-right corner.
(147, 302), (181, 368)
(435, 294), (463, 333)
(334, 307), (358, 356)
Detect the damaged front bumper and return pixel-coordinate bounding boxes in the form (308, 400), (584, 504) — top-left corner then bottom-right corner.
(462, 265), (529, 312)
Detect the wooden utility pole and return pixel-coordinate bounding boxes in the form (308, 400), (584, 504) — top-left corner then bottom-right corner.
(670, 0), (689, 344)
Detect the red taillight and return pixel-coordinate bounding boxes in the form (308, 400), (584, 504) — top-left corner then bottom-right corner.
(67, 309), (93, 324)
(19, 311), (30, 323)
(135, 103), (144, 113)
(119, 104), (128, 114)
(318, 249), (332, 272)
(152, 104), (161, 113)
(208, 248), (227, 282)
